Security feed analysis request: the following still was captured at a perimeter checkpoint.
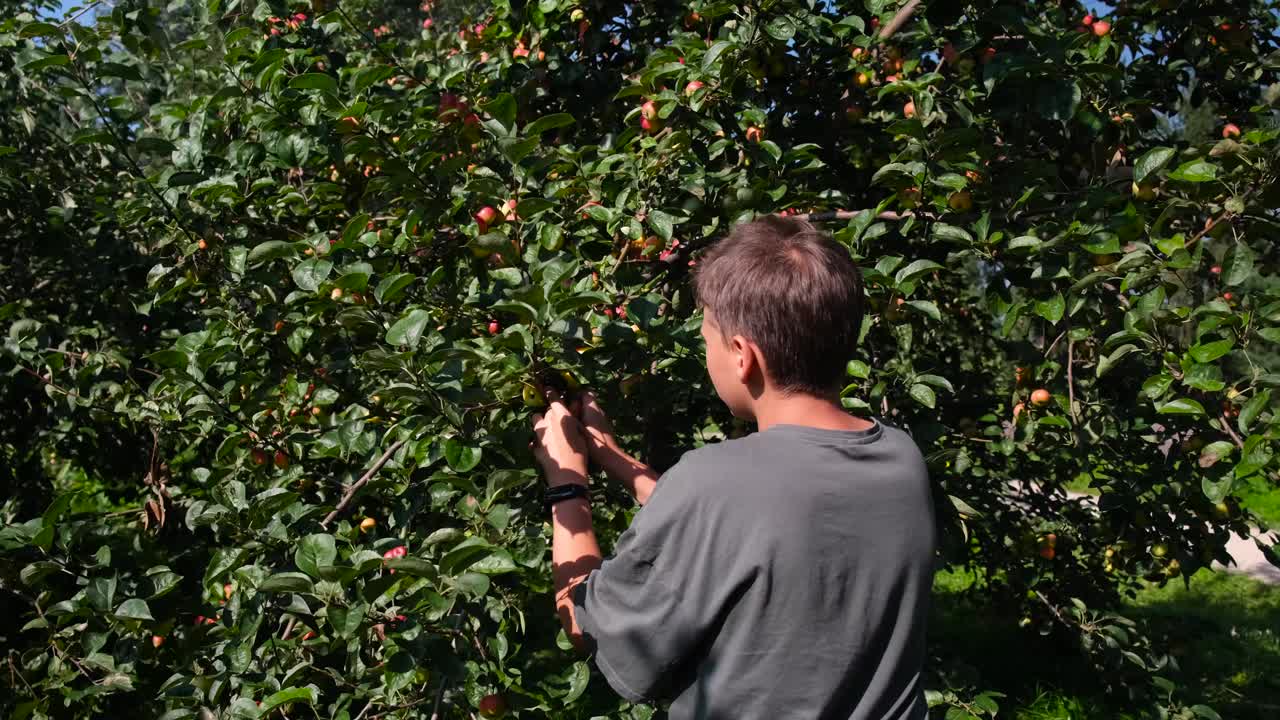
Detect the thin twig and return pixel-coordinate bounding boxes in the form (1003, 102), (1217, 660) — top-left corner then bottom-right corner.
(59, 0), (107, 28)
(796, 209), (919, 223)
(1067, 337), (1077, 424)
(321, 438), (409, 527)
(1219, 412), (1244, 449)
(878, 0), (922, 40)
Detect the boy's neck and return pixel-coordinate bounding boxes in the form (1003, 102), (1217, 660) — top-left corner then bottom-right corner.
(749, 391), (875, 433)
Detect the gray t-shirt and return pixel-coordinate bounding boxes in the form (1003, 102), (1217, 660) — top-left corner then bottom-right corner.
(571, 419), (936, 720)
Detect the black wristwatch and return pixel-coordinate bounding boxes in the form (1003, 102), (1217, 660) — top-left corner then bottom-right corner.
(545, 483), (590, 509)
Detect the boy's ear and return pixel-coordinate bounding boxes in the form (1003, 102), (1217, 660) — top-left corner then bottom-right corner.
(730, 335), (759, 384)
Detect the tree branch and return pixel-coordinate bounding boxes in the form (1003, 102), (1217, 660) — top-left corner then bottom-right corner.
(320, 438), (409, 527)
(878, 0), (922, 41)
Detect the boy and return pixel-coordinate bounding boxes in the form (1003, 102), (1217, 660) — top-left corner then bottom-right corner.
(531, 215), (936, 719)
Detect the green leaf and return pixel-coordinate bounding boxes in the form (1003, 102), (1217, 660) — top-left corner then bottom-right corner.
(702, 41), (735, 71)
(259, 573), (314, 593)
(1222, 242), (1254, 287)
(1239, 389), (1270, 434)
(765, 16), (796, 41)
(894, 259), (944, 285)
(374, 273), (416, 304)
(904, 300), (941, 322)
(384, 557), (438, 579)
(1168, 159), (1218, 183)
(1157, 398), (1205, 415)
(909, 384), (936, 409)
(445, 438), (482, 472)
(481, 93), (517, 133)
(846, 360), (870, 379)
(1198, 441), (1235, 468)
(147, 349), (188, 369)
(1034, 293), (1066, 324)
(1189, 339), (1234, 363)
(1133, 147), (1175, 183)
(524, 113), (575, 135)
(292, 259), (332, 292)
(19, 21), (62, 38)
(386, 309), (432, 348)
(648, 210), (676, 241)
(261, 686), (319, 712)
(289, 73), (338, 94)
(247, 240), (294, 266)
(114, 598), (154, 621)
(295, 534), (337, 578)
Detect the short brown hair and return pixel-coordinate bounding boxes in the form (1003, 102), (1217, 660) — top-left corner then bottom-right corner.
(693, 215), (865, 395)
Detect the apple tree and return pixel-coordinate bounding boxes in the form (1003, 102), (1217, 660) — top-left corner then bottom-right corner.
(2, 0), (1279, 718)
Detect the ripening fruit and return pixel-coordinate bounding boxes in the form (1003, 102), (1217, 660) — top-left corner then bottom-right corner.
(897, 187), (921, 208)
(475, 206), (499, 232)
(197, 238), (208, 250)
(640, 115), (660, 133)
(1210, 264), (1222, 275)
(1092, 20), (1111, 36)
(640, 100), (658, 120)
(273, 451), (289, 469)
(1221, 123), (1241, 139)
(336, 116), (361, 133)
(560, 370), (581, 391)
(947, 191), (973, 211)
(274, 320), (285, 332)
(1131, 182), (1156, 201)
(522, 385), (546, 408)
(488, 321), (500, 335)
(855, 72), (871, 87)
(152, 635), (165, 648)
(745, 126), (763, 143)
(684, 80), (705, 96)
(1013, 402), (1026, 421)
(1151, 543), (1169, 558)
(251, 448), (269, 466)
(360, 517), (377, 533)
(224, 583), (234, 599)
(1015, 366), (1030, 386)
(902, 100), (916, 118)
(1164, 559), (1181, 578)
(330, 287), (344, 300)
(844, 103), (865, 122)
(479, 693), (508, 719)
(1030, 388), (1052, 406)
(569, 7), (585, 22)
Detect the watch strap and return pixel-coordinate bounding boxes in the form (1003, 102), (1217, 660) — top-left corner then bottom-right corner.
(545, 483), (590, 508)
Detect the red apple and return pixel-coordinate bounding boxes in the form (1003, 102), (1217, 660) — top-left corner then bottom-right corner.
(273, 451), (289, 469)
(745, 126), (763, 143)
(1092, 20), (1111, 36)
(475, 206), (499, 232)
(488, 321), (500, 335)
(152, 635), (165, 648)
(903, 100), (916, 118)
(684, 80), (705, 96)
(640, 100), (658, 119)
(1222, 123), (1241, 138)
(478, 693), (507, 718)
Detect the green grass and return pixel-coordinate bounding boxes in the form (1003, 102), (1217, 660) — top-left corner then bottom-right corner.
(929, 568), (1280, 719)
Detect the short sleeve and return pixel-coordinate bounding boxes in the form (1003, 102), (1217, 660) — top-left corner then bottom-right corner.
(571, 466), (717, 702)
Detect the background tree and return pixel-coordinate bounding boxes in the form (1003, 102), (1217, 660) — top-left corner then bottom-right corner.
(1, 0), (1278, 718)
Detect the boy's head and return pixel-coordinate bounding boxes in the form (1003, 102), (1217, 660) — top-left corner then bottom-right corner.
(693, 215), (865, 418)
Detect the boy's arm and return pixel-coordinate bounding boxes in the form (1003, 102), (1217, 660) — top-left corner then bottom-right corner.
(575, 392), (658, 505)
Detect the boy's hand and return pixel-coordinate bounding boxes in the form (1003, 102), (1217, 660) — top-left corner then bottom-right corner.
(531, 389), (589, 487)
(576, 391), (619, 458)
